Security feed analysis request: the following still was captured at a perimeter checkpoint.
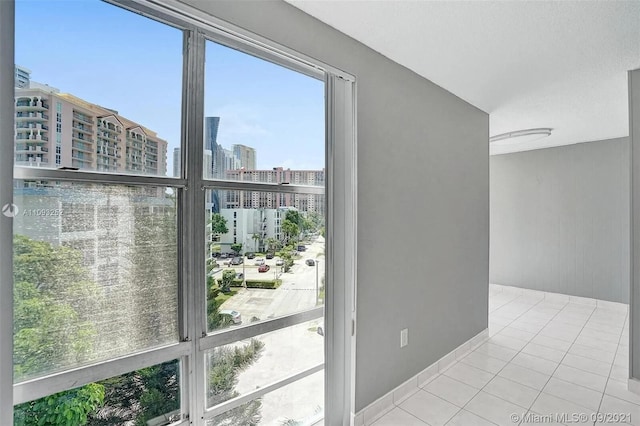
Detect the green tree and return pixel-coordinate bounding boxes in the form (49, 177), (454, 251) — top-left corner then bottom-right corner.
(220, 269), (237, 293)
(284, 210), (302, 228)
(15, 384), (105, 426)
(279, 250), (295, 273)
(13, 235), (104, 425)
(87, 360), (180, 426)
(210, 212), (229, 235)
(252, 233), (261, 252)
(282, 220), (299, 243)
(230, 242), (243, 255)
(265, 237), (281, 253)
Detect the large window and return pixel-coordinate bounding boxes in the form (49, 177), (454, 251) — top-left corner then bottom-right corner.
(4, 0), (356, 425)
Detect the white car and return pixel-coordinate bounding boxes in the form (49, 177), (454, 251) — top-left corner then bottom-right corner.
(254, 258), (265, 266)
(220, 309), (242, 324)
(276, 259), (284, 266)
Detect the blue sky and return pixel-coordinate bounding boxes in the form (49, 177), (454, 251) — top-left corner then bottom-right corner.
(15, 0), (325, 175)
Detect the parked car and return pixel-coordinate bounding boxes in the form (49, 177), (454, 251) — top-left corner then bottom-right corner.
(220, 253), (228, 259)
(258, 264), (270, 273)
(246, 252), (255, 259)
(220, 309), (242, 324)
(316, 321), (324, 336)
(305, 259), (315, 266)
(255, 258), (265, 266)
(230, 257), (243, 265)
(265, 253), (274, 259)
(235, 273), (244, 280)
(297, 245), (306, 252)
(276, 259), (284, 266)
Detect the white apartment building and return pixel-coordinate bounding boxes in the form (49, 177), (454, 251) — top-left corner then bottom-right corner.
(217, 208), (284, 253)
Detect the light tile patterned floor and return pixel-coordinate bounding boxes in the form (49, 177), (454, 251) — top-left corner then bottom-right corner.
(372, 286), (635, 426)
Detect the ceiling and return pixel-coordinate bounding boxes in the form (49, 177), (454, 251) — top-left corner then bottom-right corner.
(286, 0), (640, 155)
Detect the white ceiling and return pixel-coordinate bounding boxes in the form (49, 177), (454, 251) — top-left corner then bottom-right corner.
(286, 0), (640, 155)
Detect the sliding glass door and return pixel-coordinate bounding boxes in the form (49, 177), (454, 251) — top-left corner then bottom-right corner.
(6, 0), (356, 425)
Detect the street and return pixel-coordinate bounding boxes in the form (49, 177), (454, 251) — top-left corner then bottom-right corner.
(214, 236), (326, 424)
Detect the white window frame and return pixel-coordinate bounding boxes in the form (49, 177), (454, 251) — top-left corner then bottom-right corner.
(0, 0), (357, 424)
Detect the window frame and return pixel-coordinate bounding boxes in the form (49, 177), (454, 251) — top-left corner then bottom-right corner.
(1, 0), (357, 424)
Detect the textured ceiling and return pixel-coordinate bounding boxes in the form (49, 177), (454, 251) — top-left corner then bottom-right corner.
(286, 0), (640, 155)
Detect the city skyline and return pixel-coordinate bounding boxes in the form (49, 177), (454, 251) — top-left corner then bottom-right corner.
(15, 0), (325, 176)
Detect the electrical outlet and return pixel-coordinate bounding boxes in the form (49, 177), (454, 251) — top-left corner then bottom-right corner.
(400, 328), (408, 348)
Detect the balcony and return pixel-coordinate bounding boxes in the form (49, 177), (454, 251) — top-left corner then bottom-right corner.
(15, 159), (49, 167)
(72, 133), (94, 144)
(73, 113), (93, 125)
(72, 142), (94, 153)
(15, 112), (46, 121)
(15, 144), (48, 154)
(71, 153), (92, 163)
(73, 124), (93, 134)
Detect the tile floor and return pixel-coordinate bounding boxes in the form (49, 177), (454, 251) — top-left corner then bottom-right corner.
(372, 287), (636, 426)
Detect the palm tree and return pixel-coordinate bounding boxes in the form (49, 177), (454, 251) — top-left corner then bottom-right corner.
(252, 233), (260, 252)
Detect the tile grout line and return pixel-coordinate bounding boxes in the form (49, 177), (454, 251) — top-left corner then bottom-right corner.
(592, 308), (630, 426)
(518, 301), (604, 426)
(372, 292), (625, 426)
(440, 293), (553, 426)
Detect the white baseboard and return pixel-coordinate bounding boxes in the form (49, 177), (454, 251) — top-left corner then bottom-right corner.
(490, 283), (628, 313)
(629, 378), (640, 395)
(353, 328), (489, 426)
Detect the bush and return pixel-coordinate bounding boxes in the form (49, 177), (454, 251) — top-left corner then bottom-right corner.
(220, 279), (282, 289)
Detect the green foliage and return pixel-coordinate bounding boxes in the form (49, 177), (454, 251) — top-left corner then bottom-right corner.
(207, 339), (265, 425)
(14, 383), (105, 426)
(226, 279), (281, 289)
(206, 257), (219, 273)
(282, 220), (299, 243)
(230, 243), (243, 255)
(265, 237), (282, 253)
(210, 213), (229, 235)
(306, 212), (324, 232)
(13, 235), (102, 426)
(221, 269), (237, 293)
(87, 360), (180, 426)
(284, 210), (302, 227)
(278, 250), (295, 272)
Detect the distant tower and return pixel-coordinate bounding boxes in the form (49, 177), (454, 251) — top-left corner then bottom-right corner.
(14, 65), (31, 88)
(204, 117), (222, 213)
(173, 147), (181, 177)
(233, 144), (257, 170)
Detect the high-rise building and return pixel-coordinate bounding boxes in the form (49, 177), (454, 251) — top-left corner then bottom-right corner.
(14, 65), (30, 89)
(173, 147), (181, 178)
(224, 167), (325, 214)
(14, 86), (168, 176)
(233, 144), (257, 170)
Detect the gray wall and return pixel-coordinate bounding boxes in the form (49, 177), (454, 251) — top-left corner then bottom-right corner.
(180, 0), (489, 411)
(491, 138), (629, 303)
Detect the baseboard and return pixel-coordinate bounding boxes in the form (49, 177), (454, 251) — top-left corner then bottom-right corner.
(629, 378), (640, 396)
(490, 283), (628, 313)
(353, 328), (489, 426)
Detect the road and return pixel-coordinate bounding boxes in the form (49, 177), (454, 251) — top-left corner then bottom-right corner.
(214, 237), (326, 424)
(218, 236), (325, 321)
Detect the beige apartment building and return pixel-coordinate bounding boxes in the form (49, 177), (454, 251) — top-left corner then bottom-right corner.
(224, 166), (325, 214)
(14, 86), (168, 176)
